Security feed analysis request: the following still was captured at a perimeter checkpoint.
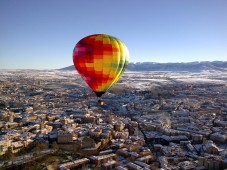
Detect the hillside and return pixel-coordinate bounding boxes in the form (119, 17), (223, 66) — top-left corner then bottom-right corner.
(60, 61), (227, 72)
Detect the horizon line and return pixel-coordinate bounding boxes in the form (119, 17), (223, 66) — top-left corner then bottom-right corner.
(1, 60), (226, 70)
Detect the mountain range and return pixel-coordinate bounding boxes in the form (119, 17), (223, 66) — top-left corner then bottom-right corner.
(61, 61), (227, 72)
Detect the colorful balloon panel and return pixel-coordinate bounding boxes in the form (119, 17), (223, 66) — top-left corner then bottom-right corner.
(73, 34), (129, 97)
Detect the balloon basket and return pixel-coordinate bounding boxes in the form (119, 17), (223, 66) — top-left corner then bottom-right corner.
(98, 100), (104, 106)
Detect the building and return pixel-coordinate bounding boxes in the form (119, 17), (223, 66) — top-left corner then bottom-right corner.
(57, 131), (73, 143)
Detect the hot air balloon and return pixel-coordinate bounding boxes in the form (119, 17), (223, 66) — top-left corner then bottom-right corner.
(73, 34), (129, 98)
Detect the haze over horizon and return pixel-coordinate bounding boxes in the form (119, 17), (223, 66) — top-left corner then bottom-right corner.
(1, 0), (227, 69)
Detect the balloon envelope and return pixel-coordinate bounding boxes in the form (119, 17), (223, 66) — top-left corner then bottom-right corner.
(73, 34), (129, 97)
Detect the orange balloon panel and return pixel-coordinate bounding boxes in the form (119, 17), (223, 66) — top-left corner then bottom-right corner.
(73, 34), (129, 97)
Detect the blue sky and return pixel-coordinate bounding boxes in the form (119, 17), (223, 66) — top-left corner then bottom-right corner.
(0, 0), (226, 69)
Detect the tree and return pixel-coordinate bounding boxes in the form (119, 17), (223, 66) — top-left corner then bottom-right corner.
(51, 142), (59, 150)
(4, 147), (14, 161)
(34, 142), (48, 155)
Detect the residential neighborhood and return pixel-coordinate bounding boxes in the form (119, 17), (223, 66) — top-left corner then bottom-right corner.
(0, 70), (226, 170)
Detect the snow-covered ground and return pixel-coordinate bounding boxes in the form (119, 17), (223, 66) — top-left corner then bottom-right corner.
(1, 70), (226, 90)
(121, 71), (227, 89)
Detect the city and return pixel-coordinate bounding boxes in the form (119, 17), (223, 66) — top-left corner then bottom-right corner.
(0, 70), (226, 170)
(1, 0), (227, 169)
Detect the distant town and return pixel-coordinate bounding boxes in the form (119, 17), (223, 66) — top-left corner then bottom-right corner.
(0, 70), (226, 170)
